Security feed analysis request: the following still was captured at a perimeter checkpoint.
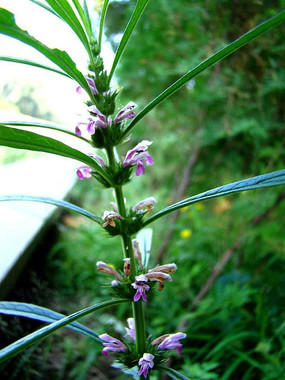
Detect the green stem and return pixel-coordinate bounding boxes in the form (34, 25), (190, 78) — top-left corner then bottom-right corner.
(105, 145), (146, 355)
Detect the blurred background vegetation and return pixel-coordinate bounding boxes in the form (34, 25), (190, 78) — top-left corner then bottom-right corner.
(1, 0), (285, 379)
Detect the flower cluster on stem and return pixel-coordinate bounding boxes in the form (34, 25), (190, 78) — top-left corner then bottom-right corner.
(75, 55), (186, 377)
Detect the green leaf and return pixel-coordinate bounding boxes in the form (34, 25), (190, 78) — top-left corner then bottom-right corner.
(143, 170), (285, 226)
(44, 0), (90, 51)
(98, 0), (110, 52)
(0, 298), (130, 364)
(0, 126), (111, 181)
(0, 56), (70, 77)
(0, 8), (92, 96)
(157, 365), (191, 380)
(83, 0), (93, 37)
(71, 0), (92, 38)
(1, 120), (91, 144)
(28, 0), (60, 18)
(122, 10), (285, 138)
(0, 195), (101, 224)
(108, 0), (150, 83)
(0, 302), (100, 342)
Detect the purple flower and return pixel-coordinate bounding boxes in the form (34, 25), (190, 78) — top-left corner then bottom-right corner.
(75, 116), (105, 136)
(76, 154), (106, 181)
(76, 76), (98, 95)
(88, 105), (112, 128)
(99, 334), (127, 356)
(94, 154), (107, 167)
(131, 274), (150, 302)
(138, 353), (154, 378)
(124, 318), (136, 341)
(123, 140), (153, 176)
(152, 332), (187, 355)
(114, 101), (137, 123)
(76, 165), (92, 180)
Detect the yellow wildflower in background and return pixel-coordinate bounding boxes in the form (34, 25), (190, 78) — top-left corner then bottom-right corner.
(180, 229), (192, 239)
(195, 203), (204, 211)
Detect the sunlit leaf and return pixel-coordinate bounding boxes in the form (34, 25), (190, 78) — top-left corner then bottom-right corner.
(0, 298), (130, 364)
(98, 0), (110, 52)
(143, 170), (285, 226)
(45, 0), (90, 51)
(0, 302), (100, 341)
(71, 0), (92, 38)
(122, 10), (285, 138)
(0, 195), (101, 224)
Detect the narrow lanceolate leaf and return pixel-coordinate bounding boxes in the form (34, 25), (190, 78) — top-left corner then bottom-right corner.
(0, 8), (92, 97)
(28, 0), (60, 19)
(0, 56), (70, 77)
(98, 0), (110, 52)
(1, 120), (91, 144)
(157, 365), (191, 380)
(0, 195), (101, 224)
(71, 0), (92, 38)
(108, 0), (150, 82)
(45, 0), (90, 52)
(0, 126), (111, 182)
(122, 10), (285, 138)
(143, 170), (285, 226)
(0, 298), (130, 364)
(83, 0), (93, 37)
(0, 302), (100, 342)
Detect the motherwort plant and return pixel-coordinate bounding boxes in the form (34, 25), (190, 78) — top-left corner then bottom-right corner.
(0, 1), (284, 378)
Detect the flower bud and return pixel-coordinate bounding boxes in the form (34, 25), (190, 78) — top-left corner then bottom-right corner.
(123, 258), (131, 281)
(132, 197), (156, 213)
(132, 239), (143, 269)
(96, 261), (123, 281)
(102, 211), (123, 227)
(148, 263), (177, 274)
(145, 271), (172, 290)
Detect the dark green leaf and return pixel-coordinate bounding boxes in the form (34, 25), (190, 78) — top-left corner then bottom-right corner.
(0, 302), (100, 341)
(0, 126), (111, 181)
(0, 298), (130, 364)
(1, 120), (91, 144)
(0, 8), (92, 96)
(122, 10), (285, 138)
(0, 195), (101, 224)
(0, 56), (70, 77)
(108, 0), (150, 82)
(143, 170), (285, 226)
